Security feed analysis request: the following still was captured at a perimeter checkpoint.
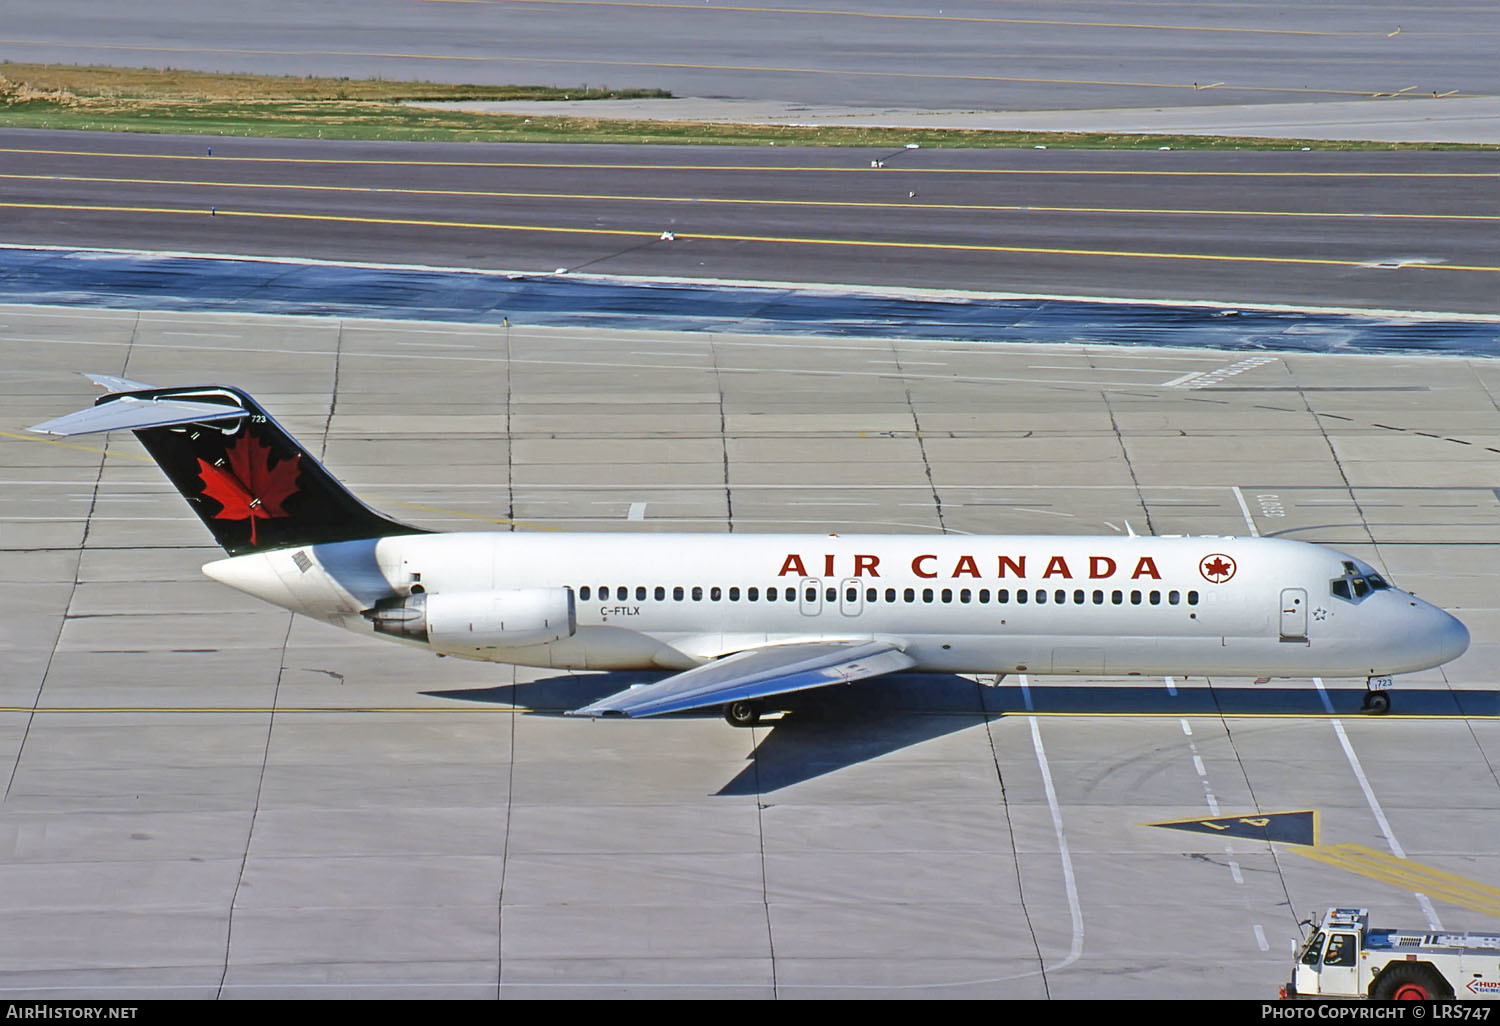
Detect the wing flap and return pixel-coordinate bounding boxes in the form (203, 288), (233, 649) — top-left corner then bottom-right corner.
(568, 639), (915, 719)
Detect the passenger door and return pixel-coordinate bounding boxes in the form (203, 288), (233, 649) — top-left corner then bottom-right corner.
(1280, 588), (1308, 641)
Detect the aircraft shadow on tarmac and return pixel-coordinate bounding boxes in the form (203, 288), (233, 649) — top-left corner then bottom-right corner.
(424, 673), (1500, 793)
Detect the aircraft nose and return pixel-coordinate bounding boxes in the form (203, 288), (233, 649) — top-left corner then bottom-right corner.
(1435, 608), (1470, 665)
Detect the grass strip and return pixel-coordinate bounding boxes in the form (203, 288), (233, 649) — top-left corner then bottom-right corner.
(2, 62), (1493, 151)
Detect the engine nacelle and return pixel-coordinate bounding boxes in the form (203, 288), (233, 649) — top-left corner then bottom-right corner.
(366, 588), (576, 650)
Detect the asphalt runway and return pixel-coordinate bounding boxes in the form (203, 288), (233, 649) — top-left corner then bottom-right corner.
(3, 305), (1499, 998)
(3, 129), (1497, 313)
(4, 1), (1498, 112)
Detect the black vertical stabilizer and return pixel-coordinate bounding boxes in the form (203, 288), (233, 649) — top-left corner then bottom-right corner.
(114, 385), (426, 556)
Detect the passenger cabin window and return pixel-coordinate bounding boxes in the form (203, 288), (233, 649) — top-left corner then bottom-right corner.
(580, 586), (591, 600)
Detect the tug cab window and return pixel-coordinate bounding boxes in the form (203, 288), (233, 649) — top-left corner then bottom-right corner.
(1324, 934), (1356, 968)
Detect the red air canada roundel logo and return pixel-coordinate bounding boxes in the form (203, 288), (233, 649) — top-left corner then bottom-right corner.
(197, 433), (301, 546)
(1199, 553), (1236, 584)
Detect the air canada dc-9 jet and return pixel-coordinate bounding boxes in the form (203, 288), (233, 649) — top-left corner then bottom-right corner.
(32, 377), (1468, 725)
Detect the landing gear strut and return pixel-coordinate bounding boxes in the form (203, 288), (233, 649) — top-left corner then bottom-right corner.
(723, 700), (761, 727)
(1362, 676), (1393, 715)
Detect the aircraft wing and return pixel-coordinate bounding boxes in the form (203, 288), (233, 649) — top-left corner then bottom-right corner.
(567, 639), (915, 719)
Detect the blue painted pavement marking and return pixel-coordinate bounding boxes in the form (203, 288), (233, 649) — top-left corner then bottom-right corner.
(1, 247), (1495, 356)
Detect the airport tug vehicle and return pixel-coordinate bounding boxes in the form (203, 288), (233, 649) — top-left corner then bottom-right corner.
(1283, 908), (1500, 1000)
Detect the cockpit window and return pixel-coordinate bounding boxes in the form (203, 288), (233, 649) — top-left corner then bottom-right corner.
(1330, 565), (1393, 603)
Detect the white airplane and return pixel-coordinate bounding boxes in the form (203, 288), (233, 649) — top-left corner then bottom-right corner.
(31, 378), (1469, 725)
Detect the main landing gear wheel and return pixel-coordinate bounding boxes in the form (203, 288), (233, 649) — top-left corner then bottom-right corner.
(724, 701), (761, 727)
(1361, 690), (1392, 715)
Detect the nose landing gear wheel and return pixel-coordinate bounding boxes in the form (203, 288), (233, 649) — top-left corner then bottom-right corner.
(1361, 690), (1391, 715)
(724, 701), (761, 727)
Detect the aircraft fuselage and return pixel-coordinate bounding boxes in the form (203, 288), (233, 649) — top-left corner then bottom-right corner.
(203, 532), (1468, 680)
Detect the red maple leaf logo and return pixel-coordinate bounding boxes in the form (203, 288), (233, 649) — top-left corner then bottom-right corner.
(197, 433), (301, 546)
(1199, 553), (1237, 583)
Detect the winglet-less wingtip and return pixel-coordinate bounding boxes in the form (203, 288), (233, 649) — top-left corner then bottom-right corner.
(84, 373), (155, 394)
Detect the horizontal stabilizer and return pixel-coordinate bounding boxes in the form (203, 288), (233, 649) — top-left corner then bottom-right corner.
(27, 395), (246, 437)
(568, 638), (915, 719)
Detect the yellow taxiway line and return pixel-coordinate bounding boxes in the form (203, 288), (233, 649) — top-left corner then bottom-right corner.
(2, 708), (1494, 720)
(4, 172), (1493, 223)
(4, 201), (1498, 275)
(3, 147), (1496, 179)
(1296, 843), (1500, 920)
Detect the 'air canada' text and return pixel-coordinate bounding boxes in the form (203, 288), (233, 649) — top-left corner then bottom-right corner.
(775, 553), (1163, 581)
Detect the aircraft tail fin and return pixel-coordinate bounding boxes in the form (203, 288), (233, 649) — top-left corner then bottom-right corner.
(30, 380), (426, 555)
